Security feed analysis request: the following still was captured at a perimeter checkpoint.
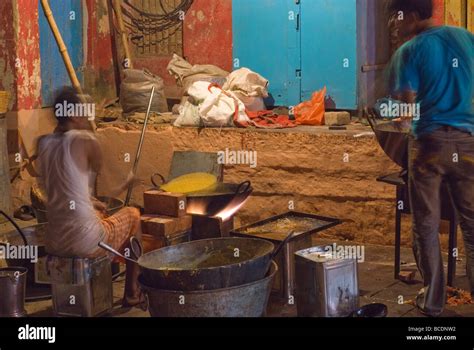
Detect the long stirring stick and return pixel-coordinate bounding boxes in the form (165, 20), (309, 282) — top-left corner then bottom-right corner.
(124, 86), (155, 206)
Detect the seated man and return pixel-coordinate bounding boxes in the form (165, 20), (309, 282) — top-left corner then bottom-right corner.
(36, 87), (142, 307)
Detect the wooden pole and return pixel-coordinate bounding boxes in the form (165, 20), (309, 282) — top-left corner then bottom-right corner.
(112, 0), (134, 69)
(40, 0), (96, 131)
(40, 0), (83, 94)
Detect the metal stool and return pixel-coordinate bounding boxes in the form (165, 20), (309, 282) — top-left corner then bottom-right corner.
(40, 255), (113, 317)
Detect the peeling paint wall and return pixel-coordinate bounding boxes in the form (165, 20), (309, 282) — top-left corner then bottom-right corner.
(84, 0), (118, 101)
(0, 1), (17, 110)
(183, 0), (233, 71)
(0, 0), (42, 111)
(15, 0), (42, 110)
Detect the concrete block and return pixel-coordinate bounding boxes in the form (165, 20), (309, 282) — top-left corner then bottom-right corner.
(325, 112), (351, 126)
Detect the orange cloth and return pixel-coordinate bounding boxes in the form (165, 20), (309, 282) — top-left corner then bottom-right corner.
(240, 110), (297, 129)
(90, 207), (141, 258)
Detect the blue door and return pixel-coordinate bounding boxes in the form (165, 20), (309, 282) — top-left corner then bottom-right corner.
(301, 0), (357, 109)
(233, 0), (358, 109)
(232, 0), (301, 107)
(39, 0), (83, 107)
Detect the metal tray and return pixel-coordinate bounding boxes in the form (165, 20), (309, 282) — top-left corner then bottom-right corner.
(231, 211), (342, 243)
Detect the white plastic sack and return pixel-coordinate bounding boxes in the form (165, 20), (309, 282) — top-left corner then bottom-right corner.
(174, 101), (201, 127)
(223, 67), (269, 98)
(187, 81), (250, 127)
(167, 54), (229, 94)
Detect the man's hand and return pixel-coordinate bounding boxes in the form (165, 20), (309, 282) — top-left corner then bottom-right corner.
(107, 172), (142, 198)
(393, 116), (412, 132)
(123, 172), (142, 191)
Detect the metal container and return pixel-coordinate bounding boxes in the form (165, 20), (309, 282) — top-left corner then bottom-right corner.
(0, 267), (28, 317)
(295, 246), (359, 317)
(139, 261), (277, 317)
(232, 211), (342, 299)
(49, 256), (113, 317)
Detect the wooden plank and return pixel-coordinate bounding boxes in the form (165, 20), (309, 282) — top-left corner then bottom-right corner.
(445, 0), (467, 27)
(468, 0), (474, 32)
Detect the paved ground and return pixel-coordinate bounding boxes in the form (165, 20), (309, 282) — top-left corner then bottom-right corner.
(3, 223), (469, 318)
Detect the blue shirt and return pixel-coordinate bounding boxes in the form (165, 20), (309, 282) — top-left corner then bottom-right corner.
(389, 26), (474, 138)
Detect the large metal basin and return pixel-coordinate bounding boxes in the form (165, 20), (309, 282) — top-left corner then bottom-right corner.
(139, 261), (277, 317)
(138, 237), (275, 291)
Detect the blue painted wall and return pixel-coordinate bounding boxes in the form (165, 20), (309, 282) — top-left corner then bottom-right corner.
(39, 0), (83, 107)
(301, 0), (357, 109)
(232, 0), (300, 107)
(232, 0), (358, 109)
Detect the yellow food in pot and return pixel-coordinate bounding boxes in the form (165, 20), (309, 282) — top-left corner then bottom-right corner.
(160, 173), (217, 194)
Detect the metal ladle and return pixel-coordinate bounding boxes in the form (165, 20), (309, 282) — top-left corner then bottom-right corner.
(98, 236), (143, 264)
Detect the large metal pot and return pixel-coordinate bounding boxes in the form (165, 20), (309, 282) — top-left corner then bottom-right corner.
(0, 267), (28, 317)
(32, 196), (125, 223)
(152, 173), (253, 217)
(139, 261), (277, 317)
(138, 237), (275, 291)
(366, 108), (409, 169)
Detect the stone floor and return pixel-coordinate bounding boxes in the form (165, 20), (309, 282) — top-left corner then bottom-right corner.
(5, 230), (470, 318)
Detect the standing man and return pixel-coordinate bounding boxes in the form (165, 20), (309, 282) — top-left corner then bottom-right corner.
(388, 0), (474, 316)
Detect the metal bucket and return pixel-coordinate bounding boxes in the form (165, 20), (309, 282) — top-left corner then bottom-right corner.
(139, 261), (277, 317)
(0, 267), (28, 317)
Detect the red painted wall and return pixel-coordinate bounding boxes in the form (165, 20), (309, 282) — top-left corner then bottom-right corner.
(0, 1), (17, 110)
(85, 0), (118, 101)
(85, 0), (233, 99)
(133, 0), (233, 93)
(183, 0), (233, 70)
(0, 0), (42, 111)
(433, 0), (445, 25)
(16, 0), (42, 110)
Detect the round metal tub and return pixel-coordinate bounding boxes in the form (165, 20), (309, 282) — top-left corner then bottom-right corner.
(138, 237), (275, 291)
(139, 261), (277, 317)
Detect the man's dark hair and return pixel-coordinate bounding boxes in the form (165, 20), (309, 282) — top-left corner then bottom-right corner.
(53, 86), (92, 124)
(388, 0), (433, 20)
(53, 86), (81, 124)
